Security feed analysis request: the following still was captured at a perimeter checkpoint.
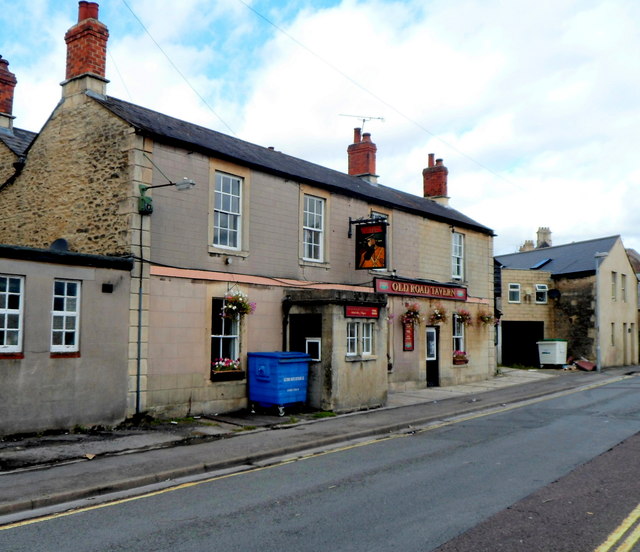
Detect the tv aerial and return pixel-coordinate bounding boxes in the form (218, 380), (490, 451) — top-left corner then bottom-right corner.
(339, 114), (385, 132)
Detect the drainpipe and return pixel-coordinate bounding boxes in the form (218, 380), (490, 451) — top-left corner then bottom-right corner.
(0, 156), (25, 192)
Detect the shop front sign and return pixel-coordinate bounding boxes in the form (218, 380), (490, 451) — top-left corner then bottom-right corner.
(374, 278), (467, 301)
(345, 305), (380, 319)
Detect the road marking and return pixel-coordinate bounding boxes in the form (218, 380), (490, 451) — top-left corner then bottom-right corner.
(594, 503), (640, 552)
(0, 374), (632, 531)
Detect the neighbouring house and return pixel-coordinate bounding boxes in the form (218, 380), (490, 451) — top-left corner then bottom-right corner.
(495, 231), (639, 368)
(0, 2), (495, 430)
(0, 244), (132, 434)
(0, 56), (36, 187)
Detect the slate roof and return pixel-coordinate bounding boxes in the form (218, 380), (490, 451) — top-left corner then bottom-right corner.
(495, 236), (620, 277)
(0, 127), (37, 156)
(88, 92), (493, 236)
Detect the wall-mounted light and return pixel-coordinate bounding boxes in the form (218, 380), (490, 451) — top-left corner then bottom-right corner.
(138, 178), (196, 215)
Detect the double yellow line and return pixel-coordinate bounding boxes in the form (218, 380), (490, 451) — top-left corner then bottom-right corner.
(0, 374), (633, 536)
(595, 504), (640, 552)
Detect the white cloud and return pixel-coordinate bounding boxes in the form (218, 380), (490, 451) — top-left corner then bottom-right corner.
(2, 0), (639, 255)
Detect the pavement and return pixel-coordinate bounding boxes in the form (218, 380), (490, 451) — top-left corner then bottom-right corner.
(0, 366), (637, 522)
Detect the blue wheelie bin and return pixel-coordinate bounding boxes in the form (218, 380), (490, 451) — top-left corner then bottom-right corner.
(248, 352), (311, 416)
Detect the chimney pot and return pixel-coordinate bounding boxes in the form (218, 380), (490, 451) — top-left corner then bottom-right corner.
(347, 127), (377, 181)
(64, 1), (109, 82)
(0, 55), (17, 117)
(423, 155), (449, 203)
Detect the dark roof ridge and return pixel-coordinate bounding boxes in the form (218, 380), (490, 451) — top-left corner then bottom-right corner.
(498, 234), (620, 257)
(86, 91), (494, 236)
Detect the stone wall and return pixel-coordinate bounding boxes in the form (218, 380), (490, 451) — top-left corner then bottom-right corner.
(0, 94), (133, 256)
(0, 142), (16, 184)
(554, 276), (595, 359)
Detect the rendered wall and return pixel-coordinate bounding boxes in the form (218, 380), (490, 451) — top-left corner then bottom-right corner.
(0, 257), (130, 435)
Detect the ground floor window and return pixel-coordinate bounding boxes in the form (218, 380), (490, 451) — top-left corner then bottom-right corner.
(51, 279), (80, 352)
(211, 298), (239, 362)
(453, 314), (465, 353)
(0, 275), (23, 353)
(347, 321), (375, 356)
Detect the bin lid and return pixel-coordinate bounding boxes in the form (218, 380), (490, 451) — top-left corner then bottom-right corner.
(248, 351), (311, 359)
(538, 339), (567, 342)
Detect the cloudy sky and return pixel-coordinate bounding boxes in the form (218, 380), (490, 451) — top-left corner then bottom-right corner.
(1, 0), (638, 255)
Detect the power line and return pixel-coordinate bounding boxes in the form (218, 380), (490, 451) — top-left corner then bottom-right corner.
(120, 0), (236, 136)
(236, 0), (523, 191)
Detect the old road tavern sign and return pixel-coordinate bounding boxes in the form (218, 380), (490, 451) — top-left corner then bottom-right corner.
(374, 278), (467, 301)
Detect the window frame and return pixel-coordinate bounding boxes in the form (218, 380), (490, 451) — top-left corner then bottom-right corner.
(0, 274), (24, 353)
(346, 321), (359, 356)
(611, 271), (617, 301)
(361, 321), (375, 355)
(346, 320), (376, 358)
(211, 298), (240, 363)
(213, 171), (243, 251)
(302, 194), (325, 262)
(452, 232), (464, 280)
(508, 283), (521, 303)
(535, 284), (548, 304)
(51, 279), (81, 353)
(621, 273), (627, 302)
(453, 314), (465, 354)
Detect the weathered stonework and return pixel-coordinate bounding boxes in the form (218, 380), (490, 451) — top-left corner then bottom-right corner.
(0, 95), (133, 255)
(0, 142), (17, 184)
(554, 276), (595, 359)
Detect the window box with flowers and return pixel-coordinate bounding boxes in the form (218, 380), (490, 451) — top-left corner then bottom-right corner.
(453, 350), (469, 365)
(428, 304), (448, 325)
(221, 291), (256, 320)
(210, 358), (245, 381)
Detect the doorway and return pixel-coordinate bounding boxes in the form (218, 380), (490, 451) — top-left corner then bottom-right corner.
(501, 321), (544, 367)
(426, 326), (439, 387)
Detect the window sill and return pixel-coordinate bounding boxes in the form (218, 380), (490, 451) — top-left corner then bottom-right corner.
(0, 352), (24, 360)
(345, 355), (377, 362)
(300, 260), (330, 269)
(50, 352), (81, 359)
(208, 246), (249, 258)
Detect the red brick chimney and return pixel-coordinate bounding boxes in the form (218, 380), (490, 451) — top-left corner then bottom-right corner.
(348, 128), (378, 183)
(423, 153), (449, 205)
(0, 56), (17, 128)
(63, 2), (109, 95)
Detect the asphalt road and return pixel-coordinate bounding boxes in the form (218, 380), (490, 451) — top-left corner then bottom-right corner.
(2, 376), (639, 552)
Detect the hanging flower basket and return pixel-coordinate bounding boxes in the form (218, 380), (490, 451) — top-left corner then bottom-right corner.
(455, 309), (473, 326)
(477, 311), (496, 326)
(221, 291), (256, 319)
(453, 350), (469, 365)
(400, 303), (423, 326)
(429, 304), (447, 325)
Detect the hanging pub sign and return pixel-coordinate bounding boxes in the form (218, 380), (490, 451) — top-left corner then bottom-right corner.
(355, 222), (387, 270)
(374, 277), (467, 301)
(403, 322), (415, 351)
